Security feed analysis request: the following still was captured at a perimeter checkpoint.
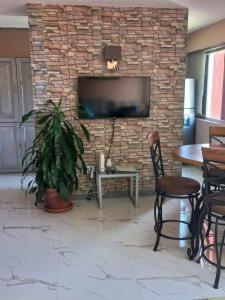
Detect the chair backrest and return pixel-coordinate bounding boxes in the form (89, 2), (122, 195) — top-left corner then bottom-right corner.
(209, 126), (225, 144)
(146, 131), (164, 180)
(201, 147), (225, 197)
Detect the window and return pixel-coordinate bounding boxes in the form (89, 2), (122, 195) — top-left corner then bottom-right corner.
(202, 48), (225, 120)
(186, 50), (205, 115)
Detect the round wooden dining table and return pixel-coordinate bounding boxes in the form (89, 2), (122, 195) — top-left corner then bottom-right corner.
(173, 143), (225, 167)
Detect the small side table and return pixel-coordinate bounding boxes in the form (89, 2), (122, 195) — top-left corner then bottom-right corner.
(96, 170), (139, 209)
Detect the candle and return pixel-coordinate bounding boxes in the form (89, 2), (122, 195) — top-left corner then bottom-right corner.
(99, 153), (105, 172)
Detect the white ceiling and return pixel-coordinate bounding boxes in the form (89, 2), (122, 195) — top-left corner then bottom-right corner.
(0, 0), (225, 32)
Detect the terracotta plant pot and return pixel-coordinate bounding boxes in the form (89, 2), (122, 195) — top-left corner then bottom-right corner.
(44, 189), (73, 213)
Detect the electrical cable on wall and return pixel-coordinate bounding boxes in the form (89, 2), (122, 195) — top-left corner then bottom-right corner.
(86, 118), (117, 201)
(107, 117), (116, 161)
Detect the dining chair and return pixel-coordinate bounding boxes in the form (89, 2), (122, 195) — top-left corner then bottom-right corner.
(147, 131), (200, 251)
(209, 126), (225, 144)
(197, 147), (225, 289)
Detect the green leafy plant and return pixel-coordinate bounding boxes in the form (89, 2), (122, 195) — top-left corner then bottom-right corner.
(21, 99), (90, 204)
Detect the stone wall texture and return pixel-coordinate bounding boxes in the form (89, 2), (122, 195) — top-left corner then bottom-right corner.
(27, 4), (188, 193)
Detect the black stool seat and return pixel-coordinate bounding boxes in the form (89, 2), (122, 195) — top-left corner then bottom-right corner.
(157, 176), (200, 196)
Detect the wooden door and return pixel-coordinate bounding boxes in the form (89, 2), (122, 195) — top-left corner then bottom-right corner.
(0, 58), (20, 122)
(0, 58), (34, 173)
(16, 58), (34, 118)
(16, 58), (35, 161)
(20, 123), (35, 163)
(0, 123), (21, 172)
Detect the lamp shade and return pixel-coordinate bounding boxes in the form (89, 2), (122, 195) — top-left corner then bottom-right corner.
(103, 46), (121, 61)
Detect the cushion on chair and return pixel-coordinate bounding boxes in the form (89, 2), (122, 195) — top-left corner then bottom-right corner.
(156, 176), (200, 196)
(205, 192), (225, 216)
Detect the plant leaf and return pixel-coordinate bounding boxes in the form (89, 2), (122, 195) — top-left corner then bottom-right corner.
(37, 114), (51, 125)
(59, 182), (69, 200)
(80, 123), (90, 141)
(21, 110), (37, 124)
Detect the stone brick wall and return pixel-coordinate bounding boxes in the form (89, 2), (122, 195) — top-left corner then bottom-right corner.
(27, 4), (188, 193)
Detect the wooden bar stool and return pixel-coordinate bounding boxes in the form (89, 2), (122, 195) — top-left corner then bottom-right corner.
(206, 126), (225, 236)
(197, 147), (225, 289)
(147, 131), (200, 251)
(209, 125), (225, 145)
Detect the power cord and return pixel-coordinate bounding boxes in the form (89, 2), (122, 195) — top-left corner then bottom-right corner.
(86, 118), (117, 202)
(107, 118), (116, 160)
(86, 170), (98, 201)
(86, 170), (111, 202)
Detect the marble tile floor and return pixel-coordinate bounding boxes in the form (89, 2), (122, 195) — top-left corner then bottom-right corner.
(0, 169), (225, 300)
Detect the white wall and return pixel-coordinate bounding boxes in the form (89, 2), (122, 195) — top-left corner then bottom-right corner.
(195, 117), (225, 143)
(187, 19), (225, 53)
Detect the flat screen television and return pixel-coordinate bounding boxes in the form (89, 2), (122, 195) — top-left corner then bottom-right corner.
(78, 77), (150, 119)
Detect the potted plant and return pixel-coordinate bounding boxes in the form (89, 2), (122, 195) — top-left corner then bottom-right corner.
(21, 99), (90, 212)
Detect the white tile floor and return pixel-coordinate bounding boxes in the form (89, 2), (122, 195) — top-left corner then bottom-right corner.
(0, 168), (225, 300)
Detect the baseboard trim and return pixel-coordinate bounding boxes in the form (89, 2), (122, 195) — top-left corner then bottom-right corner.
(73, 188), (155, 200)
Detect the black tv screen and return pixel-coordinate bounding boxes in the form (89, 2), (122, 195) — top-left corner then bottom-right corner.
(78, 77), (150, 119)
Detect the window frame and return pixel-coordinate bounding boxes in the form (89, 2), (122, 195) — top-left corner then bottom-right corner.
(187, 43), (225, 122)
(201, 44), (225, 121)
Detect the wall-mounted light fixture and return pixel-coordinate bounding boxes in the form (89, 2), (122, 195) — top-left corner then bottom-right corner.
(103, 46), (121, 70)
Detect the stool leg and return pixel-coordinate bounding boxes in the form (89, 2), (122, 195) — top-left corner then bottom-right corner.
(205, 183), (213, 237)
(213, 220), (225, 289)
(153, 194), (163, 252)
(188, 196), (194, 233)
(196, 207), (207, 264)
(188, 196), (195, 250)
(187, 195), (202, 260)
(206, 214), (212, 237)
(154, 194), (159, 229)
